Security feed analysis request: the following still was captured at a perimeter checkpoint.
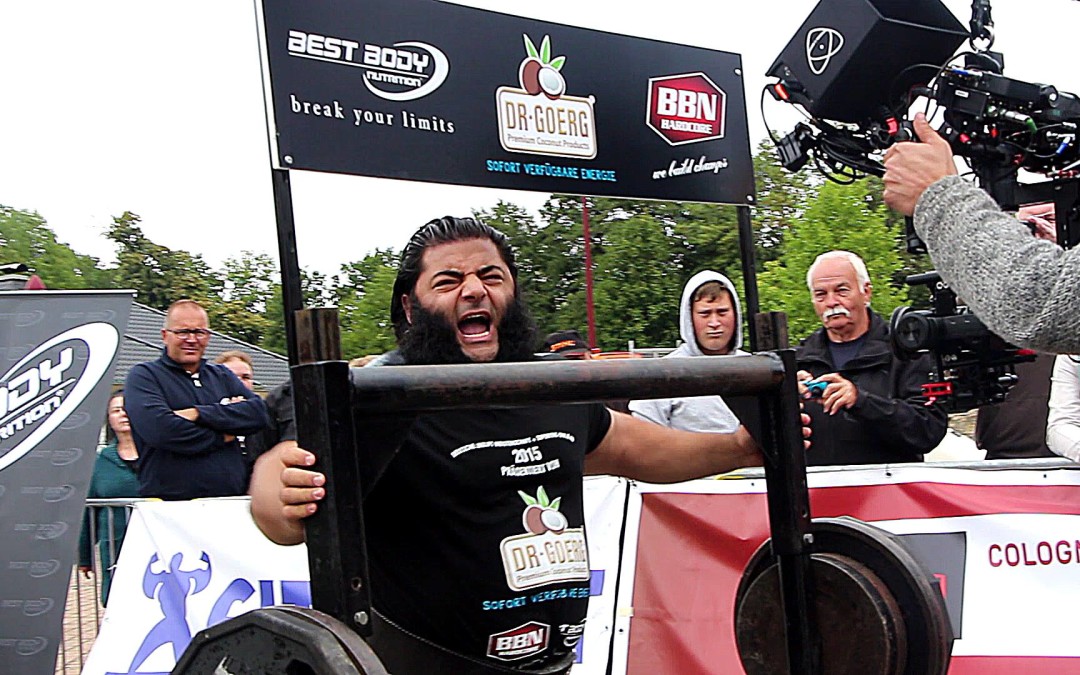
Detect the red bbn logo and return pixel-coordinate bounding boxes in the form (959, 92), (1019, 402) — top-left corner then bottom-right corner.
(646, 72), (727, 146)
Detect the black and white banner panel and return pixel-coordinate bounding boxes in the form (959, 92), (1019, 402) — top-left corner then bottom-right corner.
(0, 291), (131, 675)
(256, 0), (754, 204)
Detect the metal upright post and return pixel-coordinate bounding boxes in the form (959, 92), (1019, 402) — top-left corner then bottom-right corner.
(293, 308), (375, 636)
(736, 205), (761, 350)
(758, 349), (819, 674)
(272, 168), (305, 367)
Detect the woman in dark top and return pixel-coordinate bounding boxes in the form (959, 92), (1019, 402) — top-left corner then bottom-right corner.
(78, 390), (140, 605)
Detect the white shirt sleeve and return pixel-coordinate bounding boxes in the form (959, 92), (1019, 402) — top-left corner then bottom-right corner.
(1046, 355), (1080, 462)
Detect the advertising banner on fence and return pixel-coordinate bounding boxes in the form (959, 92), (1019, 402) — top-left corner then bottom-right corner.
(255, 0), (754, 204)
(0, 290), (131, 675)
(84, 477), (630, 674)
(613, 466), (1080, 675)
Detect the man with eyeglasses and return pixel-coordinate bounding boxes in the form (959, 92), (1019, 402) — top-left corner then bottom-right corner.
(126, 299), (269, 500)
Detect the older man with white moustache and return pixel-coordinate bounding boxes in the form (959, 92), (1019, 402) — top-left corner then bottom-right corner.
(795, 251), (947, 466)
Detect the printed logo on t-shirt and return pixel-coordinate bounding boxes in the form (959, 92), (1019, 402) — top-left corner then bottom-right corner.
(487, 621), (550, 661)
(559, 621), (586, 648)
(449, 431), (570, 478)
(500, 487), (589, 591)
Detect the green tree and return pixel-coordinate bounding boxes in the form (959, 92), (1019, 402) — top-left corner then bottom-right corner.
(107, 212), (221, 311)
(749, 138), (818, 262)
(261, 268), (332, 355)
(591, 216), (685, 349)
(0, 206), (113, 289)
(755, 180), (910, 341)
(215, 251), (279, 345)
(333, 249), (399, 358)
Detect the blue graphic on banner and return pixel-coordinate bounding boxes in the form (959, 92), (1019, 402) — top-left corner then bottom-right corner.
(114, 552), (212, 675)
(574, 569), (605, 663)
(106, 552), (311, 675)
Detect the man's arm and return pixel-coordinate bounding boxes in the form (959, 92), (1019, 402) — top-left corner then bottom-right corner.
(584, 411), (764, 482)
(885, 114), (1080, 354)
(192, 368), (271, 435)
(124, 364), (224, 454)
(913, 176), (1080, 354)
(1047, 355), (1080, 462)
(249, 440), (320, 545)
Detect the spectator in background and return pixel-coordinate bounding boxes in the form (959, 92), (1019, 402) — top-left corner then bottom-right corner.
(628, 271), (746, 433)
(542, 330), (593, 360)
(796, 251), (947, 465)
(214, 350), (256, 390)
(976, 203), (1058, 460)
(126, 299), (269, 500)
(1046, 355), (1080, 462)
(542, 330), (631, 413)
(78, 390), (139, 605)
(214, 350), (259, 469)
(350, 355), (380, 367)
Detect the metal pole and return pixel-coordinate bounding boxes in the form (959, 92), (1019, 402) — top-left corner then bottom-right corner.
(737, 205), (761, 351)
(348, 354), (785, 413)
(582, 196), (597, 349)
(272, 168), (304, 367)
(293, 308), (375, 637)
(759, 349), (819, 673)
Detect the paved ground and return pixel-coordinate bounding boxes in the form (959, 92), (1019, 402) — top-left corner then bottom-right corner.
(950, 410), (978, 439)
(56, 565), (103, 674)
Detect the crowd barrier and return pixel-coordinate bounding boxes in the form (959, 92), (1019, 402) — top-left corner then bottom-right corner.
(64, 460), (1080, 674)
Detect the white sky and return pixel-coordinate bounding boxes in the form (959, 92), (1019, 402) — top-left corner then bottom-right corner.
(1, 0), (1077, 277)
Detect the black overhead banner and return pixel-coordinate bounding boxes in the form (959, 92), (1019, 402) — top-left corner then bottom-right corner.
(0, 291), (131, 675)
(256, 0), (755, 205)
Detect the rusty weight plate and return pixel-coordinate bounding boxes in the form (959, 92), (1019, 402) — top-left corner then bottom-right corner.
(735, 517), (953, 675)
(736, 552), (907, 674)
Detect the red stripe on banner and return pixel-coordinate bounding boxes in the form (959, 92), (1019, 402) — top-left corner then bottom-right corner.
(949, 656), (1080, 673)
(810, 481), (1080, 520)
(626, 481), (1080, 674)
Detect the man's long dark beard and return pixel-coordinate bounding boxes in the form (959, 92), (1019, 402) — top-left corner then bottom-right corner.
(398, 295), (538, 365)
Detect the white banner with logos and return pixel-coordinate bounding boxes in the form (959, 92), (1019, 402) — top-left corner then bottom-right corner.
(84, 478), (629, 675)
(83, 467), (1080, 674)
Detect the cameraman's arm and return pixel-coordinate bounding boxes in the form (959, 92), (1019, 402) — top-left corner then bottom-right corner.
(1047, 355), (1080, 462)
(915, 176), (1080, 354)
(885, 114), (1080, 354)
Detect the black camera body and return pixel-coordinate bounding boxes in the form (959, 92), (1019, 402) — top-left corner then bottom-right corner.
(890, 273), (1036, 414)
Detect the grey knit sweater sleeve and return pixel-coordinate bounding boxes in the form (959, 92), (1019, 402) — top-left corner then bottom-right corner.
(914, 175), (1080, 353)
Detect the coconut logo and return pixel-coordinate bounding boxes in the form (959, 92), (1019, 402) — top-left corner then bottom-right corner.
(496, 34), (597, 159)
(500, 486), (589, 591)
(517, 35), (566, 100)
(519, 486), (568, 535)
(0, 323), (118, 472)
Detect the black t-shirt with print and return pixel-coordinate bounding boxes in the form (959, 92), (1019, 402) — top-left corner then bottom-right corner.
(365, 403), (612, 668)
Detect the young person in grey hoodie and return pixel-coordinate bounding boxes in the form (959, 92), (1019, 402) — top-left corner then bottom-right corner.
(628, 271), (747, 433)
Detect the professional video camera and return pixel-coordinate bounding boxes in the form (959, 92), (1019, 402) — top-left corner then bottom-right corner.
(890, 272), (1036, 414)
(765, 0), (1078, 411)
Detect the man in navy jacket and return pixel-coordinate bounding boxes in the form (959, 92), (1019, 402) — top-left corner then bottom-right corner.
(126, 299), (270, 500)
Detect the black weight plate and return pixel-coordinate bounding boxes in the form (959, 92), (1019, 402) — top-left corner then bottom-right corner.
(735, 517), (953, 675)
